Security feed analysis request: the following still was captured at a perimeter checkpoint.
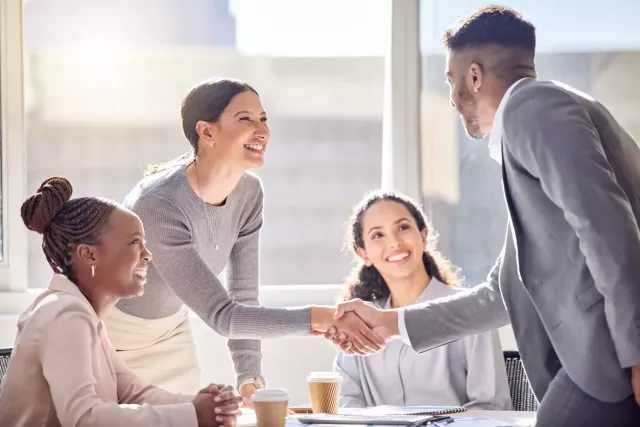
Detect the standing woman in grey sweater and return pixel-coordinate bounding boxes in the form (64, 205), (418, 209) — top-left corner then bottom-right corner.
(103, 77), (384, 403)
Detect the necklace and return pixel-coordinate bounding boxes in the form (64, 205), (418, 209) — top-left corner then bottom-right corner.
(193, 160), (219, 251)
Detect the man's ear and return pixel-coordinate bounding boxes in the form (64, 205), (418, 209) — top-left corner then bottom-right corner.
(469, 62), (484, 93)
(356, 247), (373, 267)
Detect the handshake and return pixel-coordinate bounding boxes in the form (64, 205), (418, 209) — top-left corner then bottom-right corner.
(312, 299), (401, 356)
(192, 384), (243, 427)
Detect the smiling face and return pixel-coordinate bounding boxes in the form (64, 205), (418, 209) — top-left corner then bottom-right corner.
(75, 207), (152, 299)
(357, 200), (428, 283)
(197, 90), (270, 169)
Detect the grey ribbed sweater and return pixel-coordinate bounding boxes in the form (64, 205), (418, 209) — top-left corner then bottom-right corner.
(116, 164), (312, 388)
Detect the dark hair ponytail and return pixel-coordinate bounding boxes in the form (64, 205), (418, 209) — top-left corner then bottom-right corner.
(145, 77), (259, 176)
(344, 191), (461, 302)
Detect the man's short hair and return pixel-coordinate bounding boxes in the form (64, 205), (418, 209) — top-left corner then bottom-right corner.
(443, 5), (536, 54)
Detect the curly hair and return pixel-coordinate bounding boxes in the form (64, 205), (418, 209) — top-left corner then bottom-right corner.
(344, 191), (461, 302)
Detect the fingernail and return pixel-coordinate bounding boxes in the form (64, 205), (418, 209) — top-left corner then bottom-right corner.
(216, 416), (223, 422)
(215, 407), (221, 413)
(215, 397), (221, 402)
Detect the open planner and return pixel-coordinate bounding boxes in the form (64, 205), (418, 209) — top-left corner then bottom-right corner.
(296, 413), (437, 426)
(354, 405), (467, 416)
(296, 405), (466, 426)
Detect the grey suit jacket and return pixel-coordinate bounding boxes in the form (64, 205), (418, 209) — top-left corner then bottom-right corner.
(404, 79), (640, 403)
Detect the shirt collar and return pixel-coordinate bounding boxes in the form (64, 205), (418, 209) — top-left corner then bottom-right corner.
(488, 77), (533, 152)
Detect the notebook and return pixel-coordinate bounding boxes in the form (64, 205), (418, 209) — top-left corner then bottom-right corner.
(355, 405), (467, 416)
(297, 413), (436, 426)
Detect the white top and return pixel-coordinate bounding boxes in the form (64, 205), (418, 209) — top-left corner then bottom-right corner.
(339, 279), (512, 410)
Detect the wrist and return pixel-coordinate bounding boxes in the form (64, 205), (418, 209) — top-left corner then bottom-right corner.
(381, 309), (400, 337)
(310, 306), (335, 332)
(239, 383), (257, 395)
(238, 377), (264, 393)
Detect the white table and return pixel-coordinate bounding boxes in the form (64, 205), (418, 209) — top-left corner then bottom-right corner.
(238, 410), (536, 426)
(454, 411), (536, 426)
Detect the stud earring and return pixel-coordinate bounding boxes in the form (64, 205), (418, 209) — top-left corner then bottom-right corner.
(91, 264), (96, 277)
(208, 140), (214, 147)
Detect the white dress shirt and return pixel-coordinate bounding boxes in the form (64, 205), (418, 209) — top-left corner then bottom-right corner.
(488, 77), (533, 164)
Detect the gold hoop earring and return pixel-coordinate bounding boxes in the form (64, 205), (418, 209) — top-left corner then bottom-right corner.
(91, 265), (96, 277)
(208, 140), (214, 147)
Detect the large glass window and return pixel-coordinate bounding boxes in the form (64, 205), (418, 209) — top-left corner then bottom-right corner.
(419, 0), (640, 284)
(23, 0), (389, 287)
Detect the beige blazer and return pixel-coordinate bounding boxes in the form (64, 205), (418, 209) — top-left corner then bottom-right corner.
(0, 274), (198, 427)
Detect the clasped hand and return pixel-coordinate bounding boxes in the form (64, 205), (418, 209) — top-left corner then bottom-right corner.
(314, 299), (397, 355)
(192, 384), (243, 427)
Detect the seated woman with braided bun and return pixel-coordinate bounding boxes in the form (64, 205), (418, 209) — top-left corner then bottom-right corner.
(0, 177), (241, 427)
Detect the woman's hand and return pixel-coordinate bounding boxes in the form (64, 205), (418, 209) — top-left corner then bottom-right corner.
(321, 299), (398, 354)
(330, 311), (387, 355)
(237, 380), (294, 415)
(310, 304), (387, 354)
(238, 381), (260, 408)
(193, 384), (242, 427)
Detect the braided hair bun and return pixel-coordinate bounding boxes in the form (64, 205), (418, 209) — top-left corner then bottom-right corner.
(21, 177), (73, 234)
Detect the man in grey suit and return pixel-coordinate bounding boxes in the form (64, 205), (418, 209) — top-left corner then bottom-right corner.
(330, 5), (640, 425)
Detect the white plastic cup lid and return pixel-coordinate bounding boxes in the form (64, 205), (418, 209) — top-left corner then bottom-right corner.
(252, 388), (289, 402)
(307, 372), (343, 382)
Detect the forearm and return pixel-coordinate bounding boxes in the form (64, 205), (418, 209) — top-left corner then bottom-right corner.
(228, 339), (264, 390)
(76, 403), (197, 427)
(157, 249), (313, 338)
(311, 306), (339, 332)
(403, 283), (509, 353)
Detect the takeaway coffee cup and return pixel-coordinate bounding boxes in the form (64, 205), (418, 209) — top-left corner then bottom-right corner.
(307, 372), (342, 414)
(252, 388), (289, 427)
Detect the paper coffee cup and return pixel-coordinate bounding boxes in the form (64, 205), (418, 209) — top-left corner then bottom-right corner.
(308, 372), (342, 414)
(252, 389), (289, 427)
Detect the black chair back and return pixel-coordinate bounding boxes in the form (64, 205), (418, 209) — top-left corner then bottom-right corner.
(504, 350), (539, 411)
(0, 348), (11, 389)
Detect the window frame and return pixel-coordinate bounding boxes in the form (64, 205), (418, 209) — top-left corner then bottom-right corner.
(0, 0), (420, 296)
(0, 0), (28, 293)
(382, 0), (421, 200)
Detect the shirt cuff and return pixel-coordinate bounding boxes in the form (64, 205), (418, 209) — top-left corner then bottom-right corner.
(397, 308), (412, 346)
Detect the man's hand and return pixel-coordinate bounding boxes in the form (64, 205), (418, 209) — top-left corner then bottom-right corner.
(330, 311), (387, 355)
(632, 365), (640, 406)
(324, 299), (399, 354)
